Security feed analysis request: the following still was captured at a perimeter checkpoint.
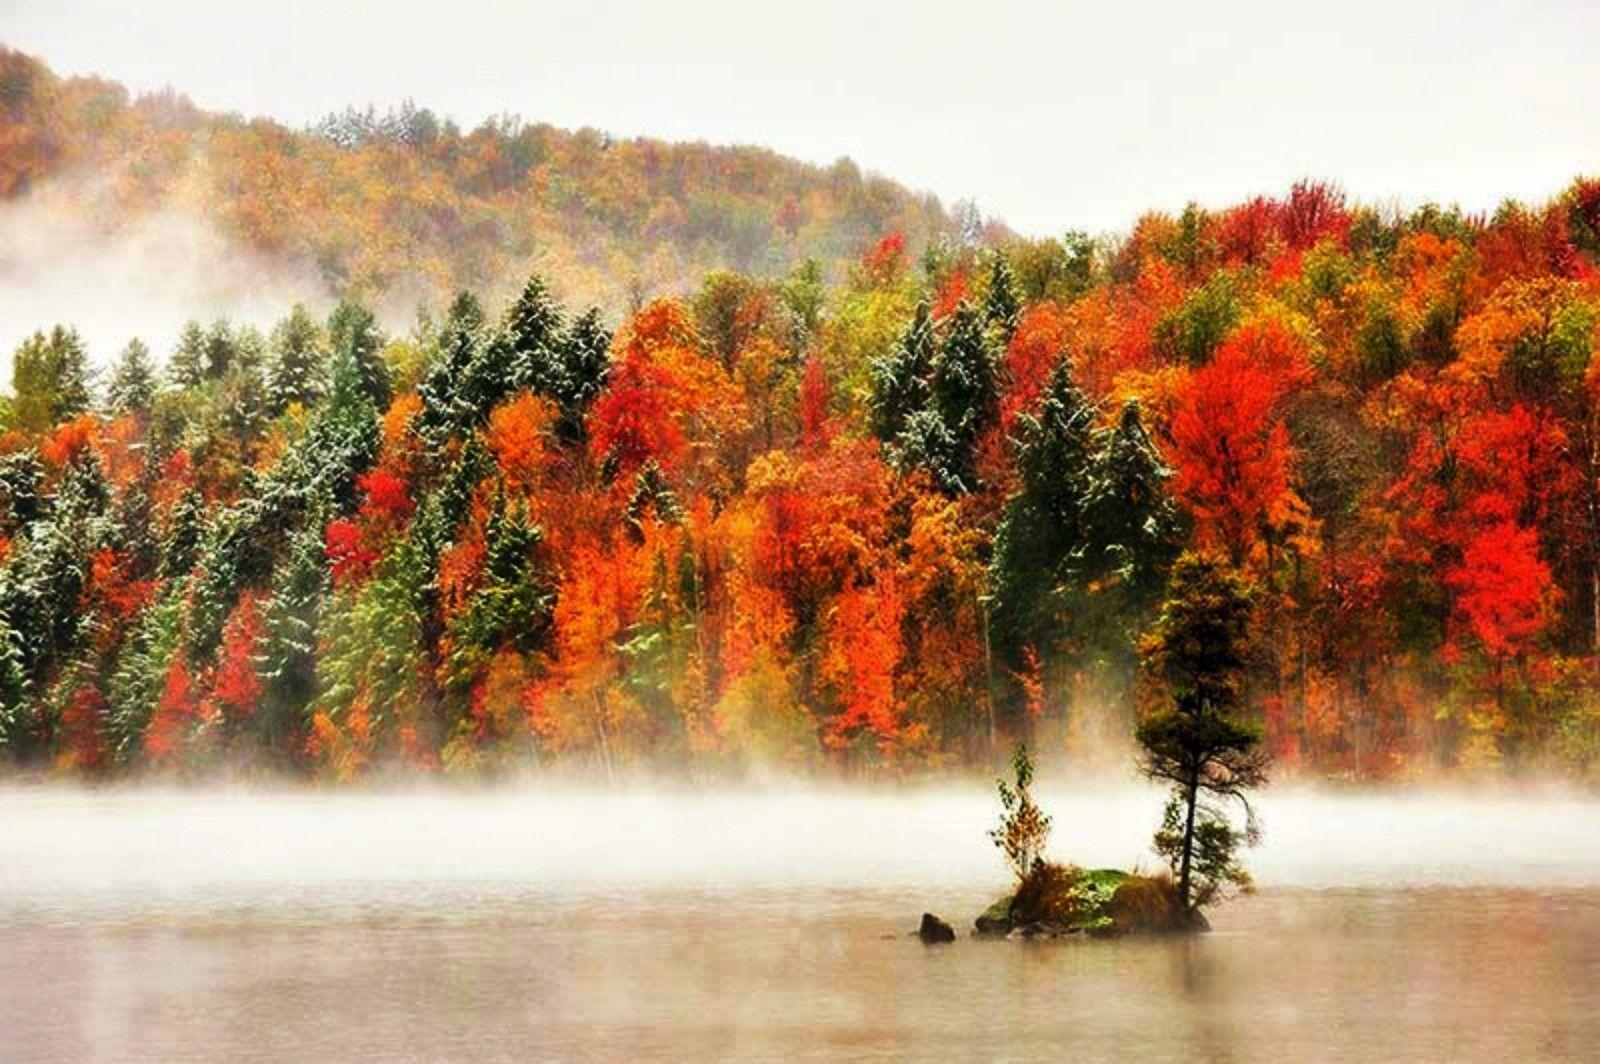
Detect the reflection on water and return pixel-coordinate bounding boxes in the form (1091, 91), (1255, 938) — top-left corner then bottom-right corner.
(1, 785), (1598, 1062)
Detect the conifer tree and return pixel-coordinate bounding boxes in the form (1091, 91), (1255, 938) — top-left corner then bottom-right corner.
(327, 298), (390, 410)
(869, 299), (935, 445)
(268, 304), (327, 414)
(167, 320), (207, 389)
(10, 326), (91, 433)
(1137, 553), (1266, 916)
(983, 253), (1022, 345)
(989, 360), (1097, 658)
(106, 338), (158, 416)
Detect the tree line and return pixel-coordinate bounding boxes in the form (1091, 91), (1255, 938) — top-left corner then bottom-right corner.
(3, 175), (1600, 779)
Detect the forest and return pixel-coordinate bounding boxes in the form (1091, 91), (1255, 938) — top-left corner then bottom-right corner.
(5, 50), (1600, 782)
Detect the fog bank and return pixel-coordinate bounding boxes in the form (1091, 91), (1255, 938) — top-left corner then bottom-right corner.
(2, 783), (1597, 924)
(0, 180), (323, 369)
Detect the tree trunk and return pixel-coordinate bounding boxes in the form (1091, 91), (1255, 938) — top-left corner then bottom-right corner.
(1177, 765), (1201, 912)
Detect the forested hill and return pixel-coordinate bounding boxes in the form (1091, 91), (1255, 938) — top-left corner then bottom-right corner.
(0, 45), (963, 311)
(5, 46), (1600, 785)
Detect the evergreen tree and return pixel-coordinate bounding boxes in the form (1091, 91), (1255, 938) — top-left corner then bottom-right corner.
(983, 253), (1022, 345)
(989, 360), (1098, 659)
(9, 326), (91, 433)
(502, 273), (566, 396)
(106, 338), (158, 416)
(418, 291), (487, 441)
(167, 320), (207, 389)
(1136, 552), (1266, 916)
(257, 527), (328, 754)
(1080, 400), (1182, 652)
(267, 304), (327, 414)
(106, 588), (183, 763)
(222, 326), (269, 447)
(0, 451), (44, 536)
(557, 306), (613, 436)
(302, 346), (381, 515)
(327, 298), (390, 410)
(201, 319), (237, 381)
(928, 300), (1000, 488)
(159, 490), (207, 582)
(869, 299), (935, 444)
(443, 494), (553, 688)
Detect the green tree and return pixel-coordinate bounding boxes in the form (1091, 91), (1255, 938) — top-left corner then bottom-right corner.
(989, 360), (1097, 658)
(868, 299), (934, 444)
(983, 252), (1021, 345)
(327, 298), (390, 410)
(167, 320), (207, 389)
(106, 338), (158, 416)
(418, 290), (487, 441)
(10, 326), (91, 433)
(257, 527), (328, 756)
(267, 304), (327, 414)
(1080, 399), (1182, 659)
(1135, 552), (1266, 916)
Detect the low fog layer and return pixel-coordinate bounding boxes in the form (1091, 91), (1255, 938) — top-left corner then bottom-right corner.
(0, 182), (323, 367)
(2, 784), (1597, 922)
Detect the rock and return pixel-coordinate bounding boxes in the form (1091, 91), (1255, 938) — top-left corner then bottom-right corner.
(917, 912), (956, 943)
(973, 895), (1014, 937)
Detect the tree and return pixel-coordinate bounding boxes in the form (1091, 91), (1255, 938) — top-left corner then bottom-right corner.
(983, 252), (1022, 345)
(10, 326), (91, 433)
(418, 291), (487, 441)
(990, 360), (1097, 659)
(990, 743), (1051, 881)
(869, 300), (934, 444)
(502, 273), (566, 396)
(327, 299), (390, 411)
(106, 338), (158, 416)
(1136, 552), (1266, 915)
(167, 321), (207, 389)
(267, 304), (327, 414)
(927, 301), (1000, 488)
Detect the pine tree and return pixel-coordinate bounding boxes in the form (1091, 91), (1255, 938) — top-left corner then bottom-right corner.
(327, 298), (390, 410)
(267, 304), (327, 414)
(983, 253), (1022, 345)
(1136, 552), (1266, 916)
(167, 320), (207, 389)
(1081, 399), (1182, 642)
(990, 360), (1097, 658)
(557, 306), (613, 437)
(9, 326), (91, 433)
(503, 273), (566, 396)
(869, 299), (935, 444)
(106, 338), (158, 416)
(257, 527), (328, 754)
(201, 319), (237, 381)
(418, 291), (487, 441)
(926, 301), (1000, 491)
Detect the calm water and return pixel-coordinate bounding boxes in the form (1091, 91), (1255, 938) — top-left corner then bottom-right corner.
(2, 785), (1598, 1062)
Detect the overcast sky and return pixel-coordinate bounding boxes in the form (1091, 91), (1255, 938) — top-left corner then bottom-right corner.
(3, 0), (1599, 235)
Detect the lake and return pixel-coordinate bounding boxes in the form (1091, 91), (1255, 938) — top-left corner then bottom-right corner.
(2, 784), (1597, 1061)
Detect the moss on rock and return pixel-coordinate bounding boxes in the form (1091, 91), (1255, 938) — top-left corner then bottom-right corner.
(973, 863), (1198, 938)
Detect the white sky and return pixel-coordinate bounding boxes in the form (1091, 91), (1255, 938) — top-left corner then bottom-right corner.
(2, 0), (1599, 236)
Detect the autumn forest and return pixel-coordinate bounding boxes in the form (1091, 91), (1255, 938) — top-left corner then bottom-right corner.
(5, 47), (1600, 783)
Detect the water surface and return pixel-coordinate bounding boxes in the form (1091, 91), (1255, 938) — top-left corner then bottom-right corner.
(2, 785), (1597, 1061)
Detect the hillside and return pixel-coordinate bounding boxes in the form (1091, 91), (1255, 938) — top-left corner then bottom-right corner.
(0, 45), (962, 315)
(3, 51), (1600, 784)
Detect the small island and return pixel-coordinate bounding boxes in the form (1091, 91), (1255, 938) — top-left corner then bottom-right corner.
(922, 554), (1268, 942)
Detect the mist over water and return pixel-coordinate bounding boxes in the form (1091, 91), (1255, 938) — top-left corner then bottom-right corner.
(3, 782), (1598, 1062)
(4, 782), (1598, 923)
